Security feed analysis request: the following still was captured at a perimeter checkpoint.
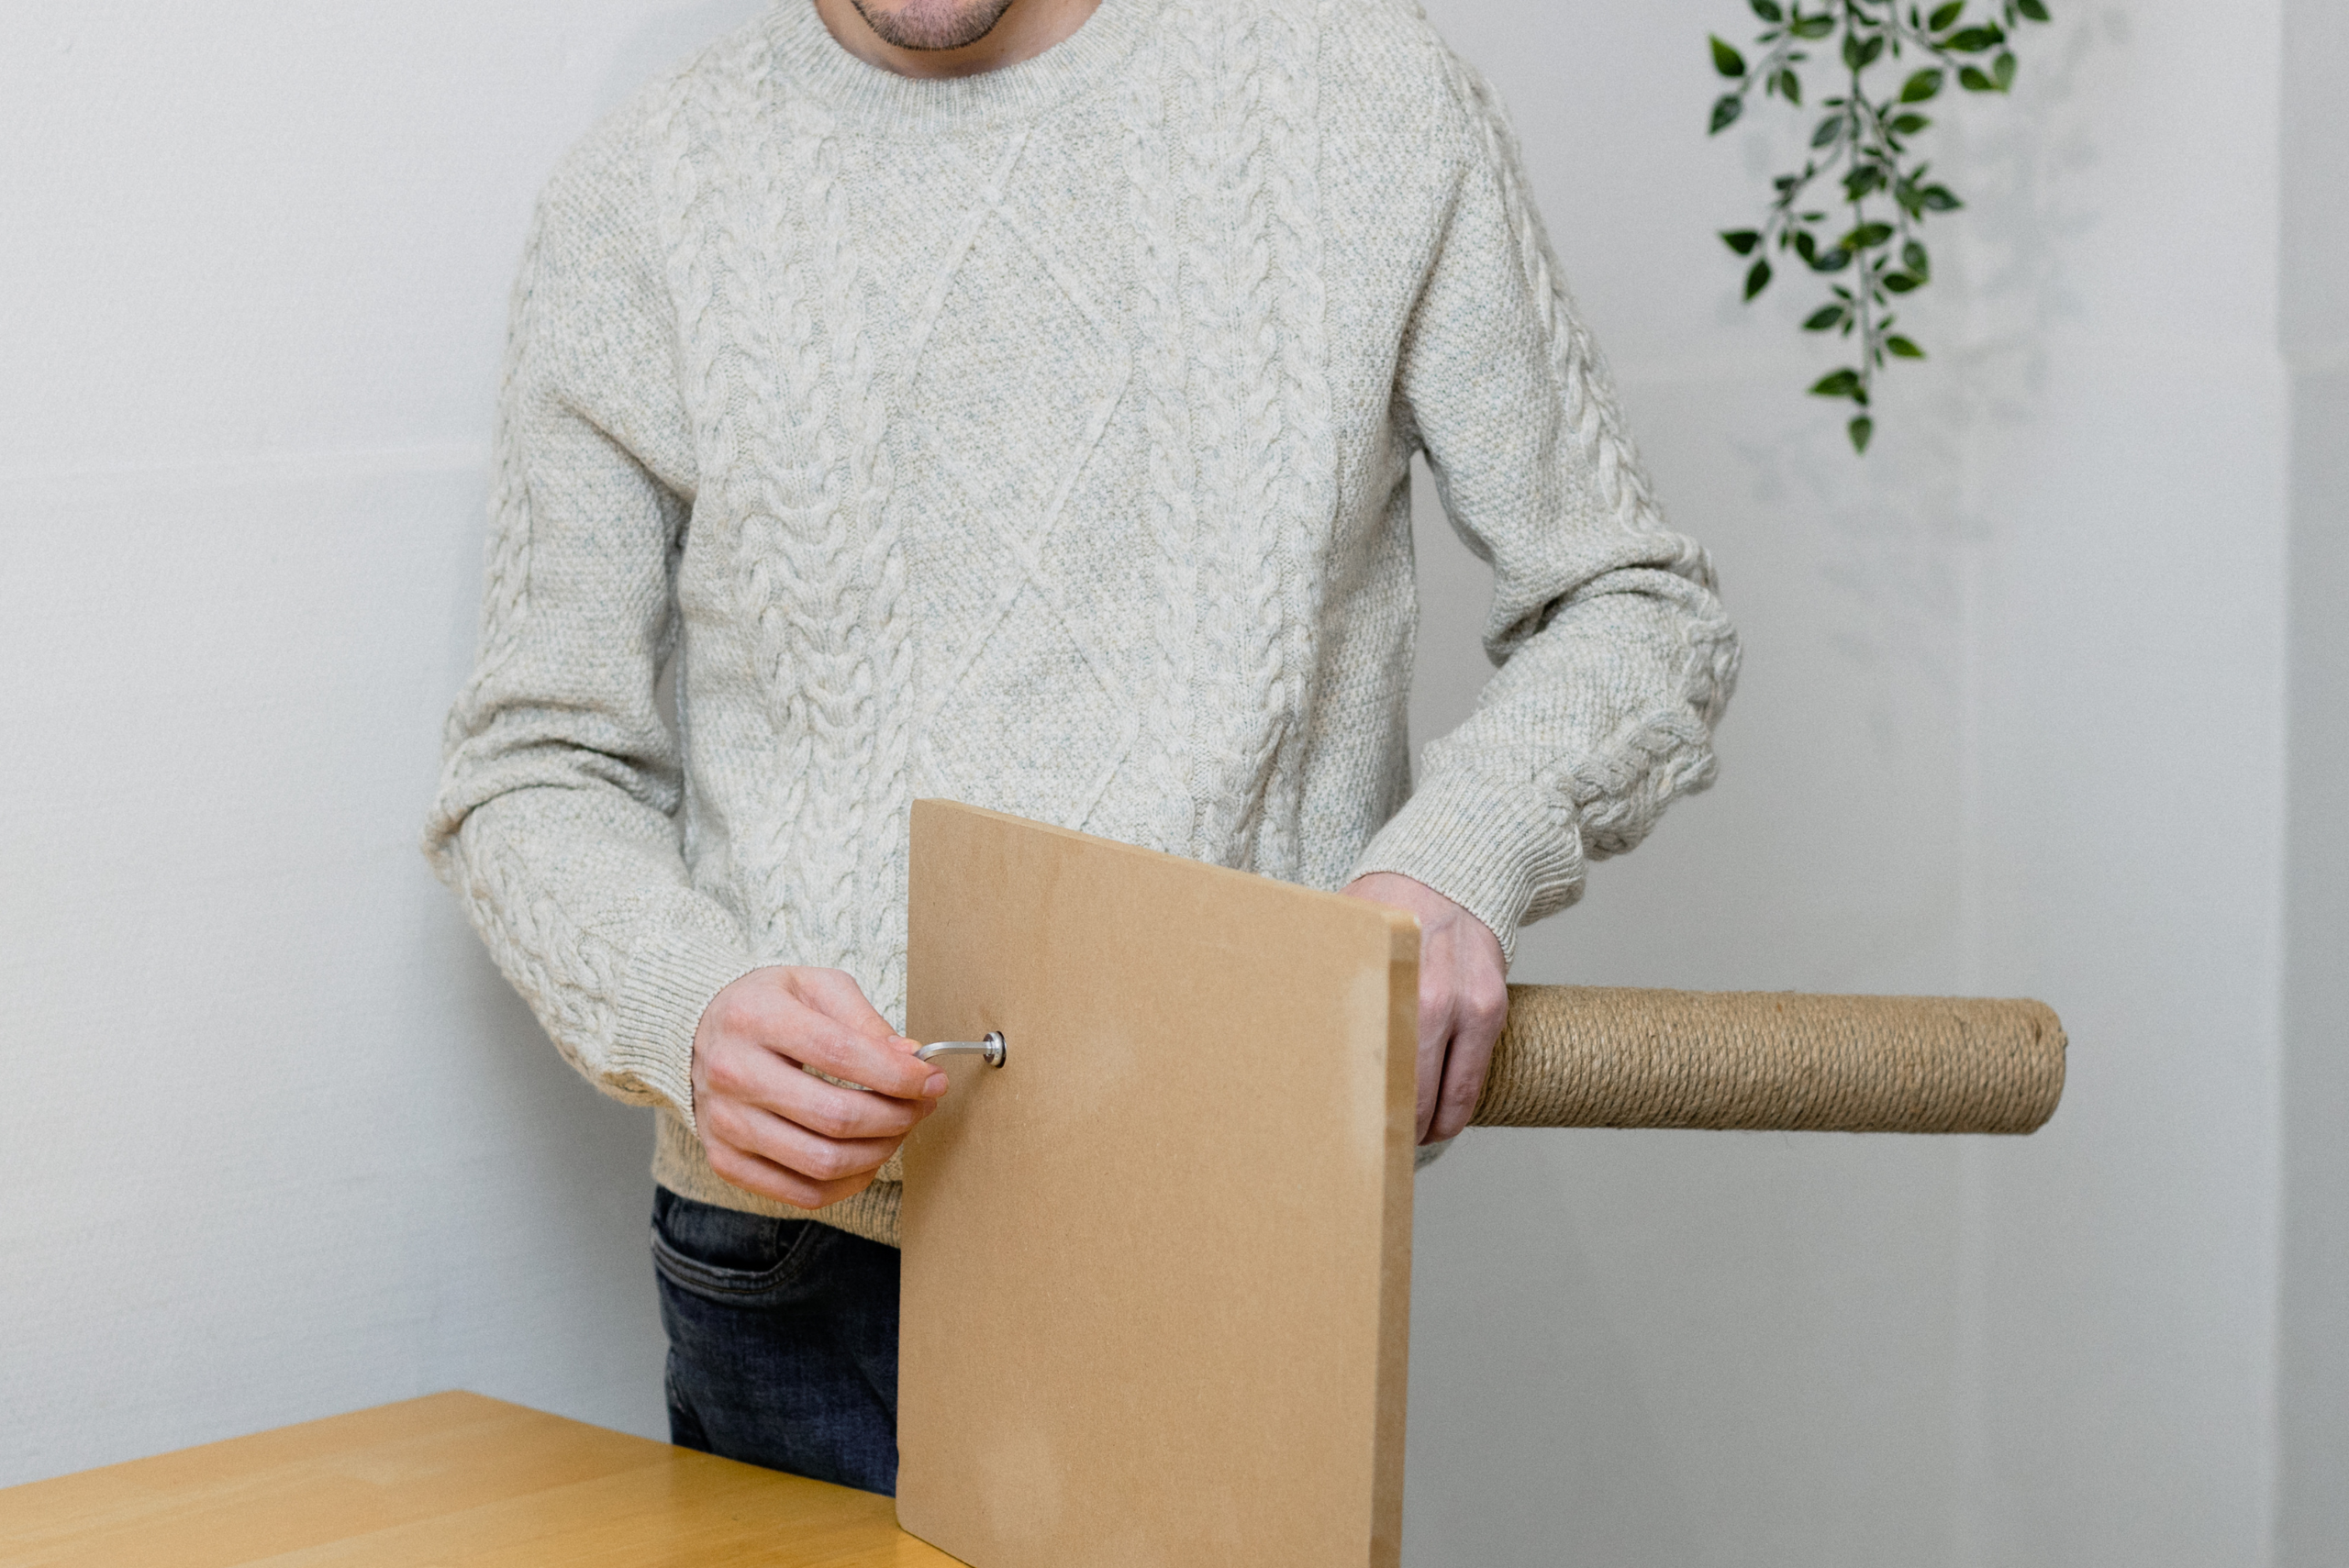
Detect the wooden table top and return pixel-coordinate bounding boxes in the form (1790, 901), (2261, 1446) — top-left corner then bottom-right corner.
(0, 1391), (963, 1567)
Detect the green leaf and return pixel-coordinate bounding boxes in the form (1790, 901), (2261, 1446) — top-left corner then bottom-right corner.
(1882, 272), (1923, 293)
(1810, 368), (1864, 398)
(1710, 35), (1748, 76)
(1804, 305), (1847, 330)
(1812, 115), (1846, 147)
(1841, 221), (1896, 250)
(1710, 94), (1744, 133)
(1886, 335), (1927, 358)
(1842, 29), (1888, 70)
(1890, 112), (1932, 134)
(1750, 0), (1786, 19)
(1903, 239), (1931, 275)
(1994, 50), (2018, 89)
(1793, 230), (1820, 263)
(1959, 64), (1997, 90)
(1920, 184), (1962, 210)
(1849, 414), (1875, 452)
(1928, 1), (1965, 29)
(1946, 25), (2005, 50)
(1791, 14), (1836, 38)
(2016, 0), (2050, 18)
(1812, 247), (1854, 273)
(1900, 68), (1944, 102)
(1844, 164), (1887, 199)
(1745, 258), (1774, 300)
(1720, 229), (1764, 256)
(1778, 68), (1803, 104)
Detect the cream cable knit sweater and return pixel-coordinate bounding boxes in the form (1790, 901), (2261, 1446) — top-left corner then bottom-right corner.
(426, 0), (1739, 1247)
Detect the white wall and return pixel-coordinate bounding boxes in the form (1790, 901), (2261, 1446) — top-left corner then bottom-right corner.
(0, 6), (2310, 1567)
(0, 0), (770, 1482)
(2277, 0), (2349, 1561)
(1404, 3), (2291, 1565)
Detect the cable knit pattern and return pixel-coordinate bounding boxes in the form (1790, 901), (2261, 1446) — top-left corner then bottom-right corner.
(1444, 48), (1742, 873)
(428, 0), (1736, 1247)
(469, 213), (545, 687)
(451, 820), (630, 1084)
(1118, 31), (1203, 855)
(1173, 0), (1287, 867)
(1253, 0), (1337, 878)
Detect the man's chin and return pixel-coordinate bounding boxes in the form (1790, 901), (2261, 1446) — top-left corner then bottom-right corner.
(850, 0), (1020, 52)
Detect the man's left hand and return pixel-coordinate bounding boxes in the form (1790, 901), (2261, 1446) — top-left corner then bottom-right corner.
(1341, 873), (1508, 1145)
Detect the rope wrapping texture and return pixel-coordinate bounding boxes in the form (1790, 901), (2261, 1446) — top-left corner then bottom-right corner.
(1472, 985), (2065, 1135)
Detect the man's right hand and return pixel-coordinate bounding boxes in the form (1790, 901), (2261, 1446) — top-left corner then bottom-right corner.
(689, 966), (947, 1210)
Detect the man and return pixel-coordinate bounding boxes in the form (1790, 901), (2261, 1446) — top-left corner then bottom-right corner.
(427, 0), (1737, 1496)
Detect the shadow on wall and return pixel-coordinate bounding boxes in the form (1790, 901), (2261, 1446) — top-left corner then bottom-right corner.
(1720, 6), (2111, 945)
(1939, 11), (2111, 439)
(1398, 15), (2118, 1568)
(1729, 7), (2113, 642)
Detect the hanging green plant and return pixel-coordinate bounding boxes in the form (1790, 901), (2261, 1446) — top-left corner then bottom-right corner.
(1709, 0), (2053, 452)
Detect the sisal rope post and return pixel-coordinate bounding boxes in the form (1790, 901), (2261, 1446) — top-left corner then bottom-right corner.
(1471, 986), (2065, 1134)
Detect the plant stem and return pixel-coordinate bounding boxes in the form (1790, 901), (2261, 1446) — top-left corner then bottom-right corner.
(1846, 0), (1874, 411)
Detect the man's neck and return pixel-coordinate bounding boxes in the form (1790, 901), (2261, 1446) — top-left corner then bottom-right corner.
(810, 0), (1104, 81)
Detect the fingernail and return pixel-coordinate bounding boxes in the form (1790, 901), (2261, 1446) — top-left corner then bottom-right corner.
(925, 1073), (949, 1097)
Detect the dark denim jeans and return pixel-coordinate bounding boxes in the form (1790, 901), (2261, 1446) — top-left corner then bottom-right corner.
(650, 1185), (901, 1495)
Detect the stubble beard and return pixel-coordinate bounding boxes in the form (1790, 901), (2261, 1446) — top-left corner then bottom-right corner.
(847, 0), (1021, 51)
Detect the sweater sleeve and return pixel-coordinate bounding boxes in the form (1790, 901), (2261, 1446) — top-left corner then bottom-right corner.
(423, 121), (754, 1131)
(1348, 64), (1742, 962)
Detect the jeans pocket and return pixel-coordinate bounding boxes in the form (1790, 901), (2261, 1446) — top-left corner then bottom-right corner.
(650, 1188), (828, 1304)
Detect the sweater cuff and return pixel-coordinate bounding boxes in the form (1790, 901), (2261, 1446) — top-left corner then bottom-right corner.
(610, 920), (760, 1134)
(1348, 771), (1584, 965)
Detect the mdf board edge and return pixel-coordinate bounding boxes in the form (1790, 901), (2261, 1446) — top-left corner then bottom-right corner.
(898, 801), (1418, 1568)
(1370, 907), (1418, 1568)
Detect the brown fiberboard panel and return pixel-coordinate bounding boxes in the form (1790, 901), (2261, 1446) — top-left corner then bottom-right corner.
(897, 801), (1419, 1568)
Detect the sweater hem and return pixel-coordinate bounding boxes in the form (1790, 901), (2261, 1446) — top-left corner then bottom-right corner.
(654, 1106), (905, 1248)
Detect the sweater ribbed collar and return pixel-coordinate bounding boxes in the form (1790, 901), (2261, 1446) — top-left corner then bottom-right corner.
(765, 0), (1161, 132)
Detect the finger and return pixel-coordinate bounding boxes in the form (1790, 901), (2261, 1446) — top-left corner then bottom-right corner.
(759, 1053), (935, 1140)
(1414, 978), (1453, 1145)
(793, 967), (900, 1042)
(1423, 917), (1508, 1141)
(707, 1097), (907, 1186)
(708, 981), (943, 1101)
(1429, 995), (1504, 1141)
(700, 1026), (931, 1132)
(703, 1135), (874, 1211)
(778, 1006), (942, 1101)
